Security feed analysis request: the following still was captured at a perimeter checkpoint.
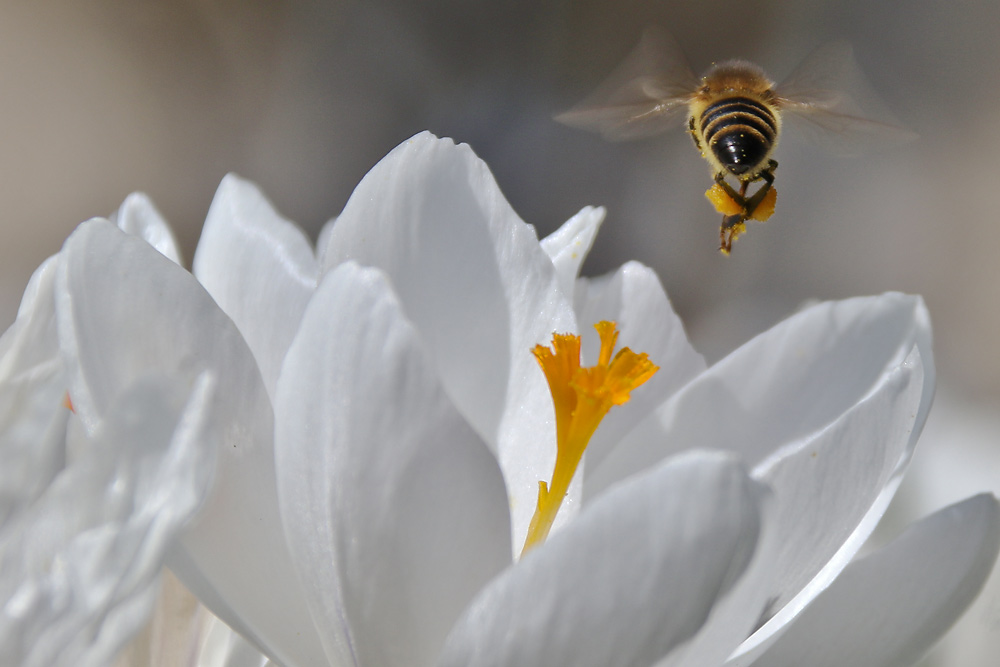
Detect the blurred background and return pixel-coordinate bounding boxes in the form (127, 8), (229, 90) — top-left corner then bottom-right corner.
(1, 1), (997, 664)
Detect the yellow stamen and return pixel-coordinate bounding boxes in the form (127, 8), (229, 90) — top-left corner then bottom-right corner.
(521, 321), (658, 556)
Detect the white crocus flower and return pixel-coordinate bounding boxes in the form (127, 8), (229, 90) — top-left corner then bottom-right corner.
(41, 132), (999, 667)
(0, 201), (216, 667)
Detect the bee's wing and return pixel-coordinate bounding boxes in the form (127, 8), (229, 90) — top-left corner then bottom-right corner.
(555, 26), (699, 141)
(775, 41), (916, 155)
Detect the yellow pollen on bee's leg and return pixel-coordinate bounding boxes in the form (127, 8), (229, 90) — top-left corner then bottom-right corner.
(520, 321), (658, 557)
(720, 220), (747, 255)
(749, 186), (777, 221)
(705, 183), (744, 216)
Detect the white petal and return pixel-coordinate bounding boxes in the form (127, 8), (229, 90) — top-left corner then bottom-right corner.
(588, 293), (932, 495)
(2, 197), (182, 386)
(576, 294), (931, 665)
(195, 614), (277, 667)
(750, 494), (1000, 667)
(574, 261), (705, 480)
(112, 570), (203, 667)
(109, 192), (183, 265)
(54, 220), (326, 667)
(275, 262), (511, 667)
(437, 451), (766, 667)
(193, 175), (319, 401)
(0, 258), (66, 533)
(651, 510), (781, 667)
(0, 255), (61, 384)
(320, 132), (577, 551)
(539, 206), (605, 297)
(315, 216), (337, 268)
(731, 345), (926, 662)
(0, 373), (214, 667)
(0, 365), (68, 530)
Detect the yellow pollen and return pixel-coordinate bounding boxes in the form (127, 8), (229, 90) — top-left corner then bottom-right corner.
(749, 186), (777, 221)
(520, 321), (658, 557)
(705, 183), (743, 216)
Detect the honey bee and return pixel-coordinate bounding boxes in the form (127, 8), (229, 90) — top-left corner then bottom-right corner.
(557, 27), (912, 254)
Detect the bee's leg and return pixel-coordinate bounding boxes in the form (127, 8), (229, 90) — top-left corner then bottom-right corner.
(714, 172), (749, 212)
(718, 161), (777, 253)
(744, 160), (778, 217)
(719, 181), (750, 254)
(725, 181), (749, 222)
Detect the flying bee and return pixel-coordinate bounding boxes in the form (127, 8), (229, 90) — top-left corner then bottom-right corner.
(557, 27), (913, 254)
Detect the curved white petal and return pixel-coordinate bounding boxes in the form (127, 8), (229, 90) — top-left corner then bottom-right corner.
(751, 494), (1000, 667)
(112, 570), (203, 667)
(195, 613), (277, 667)
(437, 451), (766, 667)
(589, 293), (932, 496)
(0, 255), (61, 383)
(109, 192), (183, 265)
(0, 365), (68, 535)
(315, 216), (338, 268)
(193, 174), (319, 401)
(730, 346), (926, 662)
(651, 507), (781, 667)
(539, 206), (605, 297)
(275, 262), (511, 667)
(320, 132), (577, 550)
(0, 372), (214, 667)
(579, 294), (932, 665)
(575, 261), (705, 479)
(2, 195), (182, 386)
(54, 220), (326, 667)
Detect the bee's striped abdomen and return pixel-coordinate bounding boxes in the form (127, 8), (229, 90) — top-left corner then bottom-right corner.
(699, 96), (778, 177)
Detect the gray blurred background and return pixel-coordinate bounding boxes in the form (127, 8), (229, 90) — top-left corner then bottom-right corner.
(1, 2), (997, 664)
